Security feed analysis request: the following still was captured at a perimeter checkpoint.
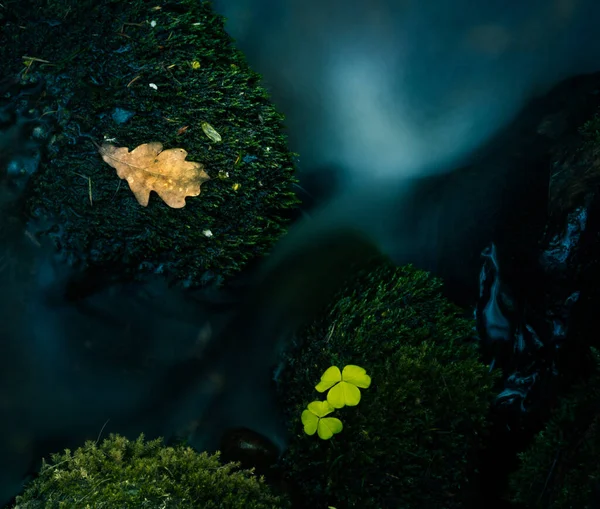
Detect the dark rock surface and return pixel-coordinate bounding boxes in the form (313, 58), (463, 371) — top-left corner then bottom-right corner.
(0, 0), (298, 292)
(476, 72), (600, 415)
(473, 71), (600, 504)
(220, 427), (280, 474)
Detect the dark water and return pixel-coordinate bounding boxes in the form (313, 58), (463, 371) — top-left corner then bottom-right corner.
(3, 0), (600, 505)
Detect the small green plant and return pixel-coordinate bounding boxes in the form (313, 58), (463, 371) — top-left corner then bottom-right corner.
(316, 364), (372, 408)
(301, 400), (343, 440)
(300, 364), (371, 440)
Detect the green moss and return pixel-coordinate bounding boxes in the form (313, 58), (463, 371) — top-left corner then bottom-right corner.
(278, 262), (498, 508)
(579, 114), (600, 147)
(508, 349), (600, 509)
(13, 434), (288, 508)
(0, 0), (298, 287)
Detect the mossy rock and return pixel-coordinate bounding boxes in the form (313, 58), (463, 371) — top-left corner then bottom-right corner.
(0, 0), (298, 287)
(579, 112), (600, 148)
(277, 263), (498, 509)
(508, 348), (600, 509)
(13, 433), (288, 508)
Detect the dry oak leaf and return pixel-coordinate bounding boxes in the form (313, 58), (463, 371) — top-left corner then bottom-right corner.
(99, 142), (210, 208)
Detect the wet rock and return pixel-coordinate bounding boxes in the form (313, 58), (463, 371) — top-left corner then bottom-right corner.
(111, 107), (135, 125)
(6, 154), (41, 191)
(536, 110), (569, 139)
(538, 130), (600, 363)
(474, 71), (600, 421)
(220, 427), (280, 474)
(471, 73), (600, 506)
(0, 82), (50, 196)
(476, 242), (546, 413)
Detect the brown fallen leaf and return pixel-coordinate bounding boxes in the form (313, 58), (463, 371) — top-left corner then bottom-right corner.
(99, 142), (210, 208)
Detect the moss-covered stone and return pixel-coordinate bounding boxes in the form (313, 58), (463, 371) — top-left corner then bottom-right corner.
(277, 263), (498, 508)
(0, 0), (298, 287)
(12, 433), (288, 508)
(579, 113), (600, 148)
(508, 348), (600, 509)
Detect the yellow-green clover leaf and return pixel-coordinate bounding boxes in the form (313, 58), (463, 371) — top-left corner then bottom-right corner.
(315, 365), (372, 408)
(301, 400), (343, 440)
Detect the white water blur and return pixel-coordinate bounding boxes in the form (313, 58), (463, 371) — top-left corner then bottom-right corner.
(213, 0), (600, 185)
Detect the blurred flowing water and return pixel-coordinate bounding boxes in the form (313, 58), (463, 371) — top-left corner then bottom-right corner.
(210, 0), (600, 302)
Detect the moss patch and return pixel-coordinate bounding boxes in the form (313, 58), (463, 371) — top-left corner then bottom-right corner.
(278, 263), (498, 508)
(13, 433), (288, 508)
(508, 349), (600, 509)
(579, 113), (600, 148)
(0, 0), (298, 287)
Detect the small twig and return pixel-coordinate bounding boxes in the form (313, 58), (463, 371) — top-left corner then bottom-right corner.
(45, 458), (73, 471)
(72, 172), (93, 206)
(88, 176), (93, 206)
(114, 21), (146, 40)
(88, 138), (102, 150)
(95, 419), (110, 445)
(162, 465), (175, 479)
(126, 75), (141, 87)
(39, 110), (58, 118)
(75, 478), (110, 504)
(112, 180), (121, 201)
(440, 373), (452, 401)
(325, 323), (336, 343)
(163, 62), (182, 86)
(24, 230), (41, 247)
(22, 60), (34, 77)
(537, 448), (561, 505)
(22, 55), (51, 63)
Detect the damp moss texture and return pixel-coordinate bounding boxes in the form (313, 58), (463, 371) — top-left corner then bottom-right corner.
(508, 348), (600, 509)
(12, 433), (288, 508)
(278, 263), (499, 509)
(0, 0), (299, 287)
